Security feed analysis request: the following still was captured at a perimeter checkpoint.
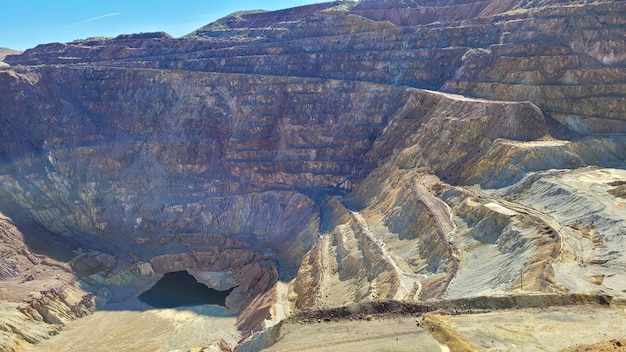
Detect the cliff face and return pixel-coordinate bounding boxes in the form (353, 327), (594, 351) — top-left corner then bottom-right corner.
(1, 0), (626, 350)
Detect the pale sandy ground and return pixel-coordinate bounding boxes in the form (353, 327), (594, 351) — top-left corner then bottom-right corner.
(264, 316), (448, 352)
(441, 304), (626, 351)
(264, 305), (626, 352)
(17, 301), (626, 352)
(513, 168), (626, 295)
(24, 299), (240, 352)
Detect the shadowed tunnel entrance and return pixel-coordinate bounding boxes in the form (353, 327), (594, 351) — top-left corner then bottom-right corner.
(139, 270), (235, 308)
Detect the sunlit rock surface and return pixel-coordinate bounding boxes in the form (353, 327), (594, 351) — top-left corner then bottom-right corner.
(1, 0), (626, 350)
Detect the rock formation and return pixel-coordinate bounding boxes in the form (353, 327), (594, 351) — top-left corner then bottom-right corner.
(1, 0), (625, 350)
(0, 48), (20, 68)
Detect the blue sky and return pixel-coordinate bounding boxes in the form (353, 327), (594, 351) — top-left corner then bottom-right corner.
(1, 1), (326, 51)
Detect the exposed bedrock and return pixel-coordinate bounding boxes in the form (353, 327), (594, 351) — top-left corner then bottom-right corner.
(7, 1), (625, 135)
(442, 1), (626, 133)
(1, 0), (626, 350)
(0, 65), (574, 260)
(0, 214), (100, 350)
(1, 61), (626, 338)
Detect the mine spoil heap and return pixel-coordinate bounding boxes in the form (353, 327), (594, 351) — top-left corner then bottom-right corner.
(1, 0), (626, 351)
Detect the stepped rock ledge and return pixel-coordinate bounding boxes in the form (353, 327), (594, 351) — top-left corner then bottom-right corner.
(1, 0), (626, 351)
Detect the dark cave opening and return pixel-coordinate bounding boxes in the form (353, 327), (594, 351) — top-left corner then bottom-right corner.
(138, 270), (235, 308)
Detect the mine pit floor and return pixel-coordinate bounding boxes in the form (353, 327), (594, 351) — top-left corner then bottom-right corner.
(267, 304), (626, 352)
(24, 298), (240, 352)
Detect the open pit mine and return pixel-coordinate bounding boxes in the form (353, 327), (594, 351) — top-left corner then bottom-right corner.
(1, 0), (626, 351)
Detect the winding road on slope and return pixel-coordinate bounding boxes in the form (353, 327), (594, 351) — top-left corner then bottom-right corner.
(350, 210), (426, 301)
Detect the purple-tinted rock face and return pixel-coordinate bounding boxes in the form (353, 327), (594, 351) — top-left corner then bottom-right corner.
(0, 68), (398, 252)
(0, 64), (552, 267)
(1, 0), (626, 344)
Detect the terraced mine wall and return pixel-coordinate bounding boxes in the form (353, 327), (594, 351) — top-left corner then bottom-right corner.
(8, 1), (626, 134)
(1, 0), (626, 350)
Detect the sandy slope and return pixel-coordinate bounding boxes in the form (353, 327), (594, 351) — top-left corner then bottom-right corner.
(435, 304), (626, 351)
(264, 316), (446, 352)
(24, 299), (240, 352)
(263, 304), (626, 352)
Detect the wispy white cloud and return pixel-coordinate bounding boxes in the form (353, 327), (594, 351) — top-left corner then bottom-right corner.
(75, 12), (120, 25)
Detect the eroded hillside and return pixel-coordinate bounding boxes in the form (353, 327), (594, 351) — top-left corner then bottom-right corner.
(1, 0), (625, 351)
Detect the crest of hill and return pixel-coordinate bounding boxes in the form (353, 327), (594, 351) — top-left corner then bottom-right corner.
(187, 1), (348, 35)
(0, 48), (21, 60)
(350, 0), (605, 26)
(0, 48), (21, 67)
